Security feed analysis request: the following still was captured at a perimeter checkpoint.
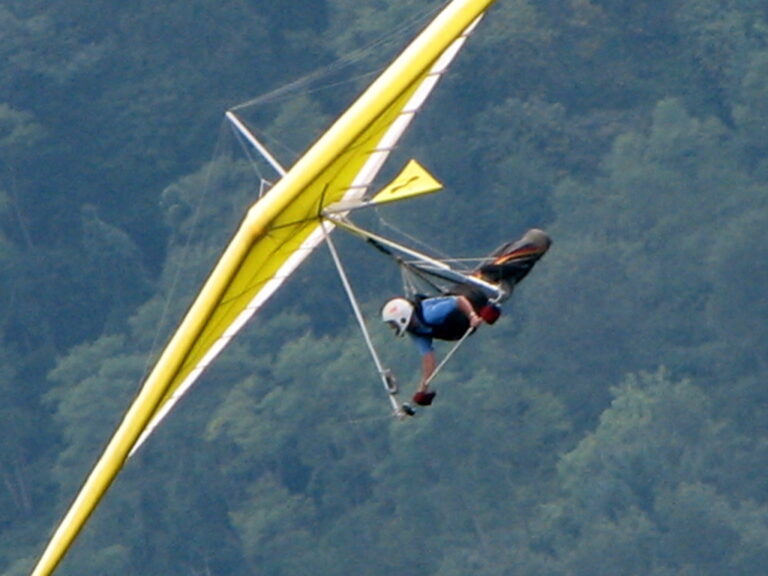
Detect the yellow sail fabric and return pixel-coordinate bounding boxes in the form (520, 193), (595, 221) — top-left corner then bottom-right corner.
(323, 159), (442, 213)
(30, 1), (498, 575)
(370, 159), (443, 205)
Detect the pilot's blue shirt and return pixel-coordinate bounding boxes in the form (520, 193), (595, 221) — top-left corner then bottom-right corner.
(408, 296), (461, 354)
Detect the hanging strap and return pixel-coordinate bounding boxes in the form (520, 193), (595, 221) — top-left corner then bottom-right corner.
(363, 234), (462, 299)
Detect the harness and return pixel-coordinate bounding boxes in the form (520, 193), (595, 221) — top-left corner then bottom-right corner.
(411, 296), (471, 341)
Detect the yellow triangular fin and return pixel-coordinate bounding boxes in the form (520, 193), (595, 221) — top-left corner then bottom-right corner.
(371, 159), (442, 205)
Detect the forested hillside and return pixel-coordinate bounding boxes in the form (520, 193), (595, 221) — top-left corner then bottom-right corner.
(2, 1), (768, 574)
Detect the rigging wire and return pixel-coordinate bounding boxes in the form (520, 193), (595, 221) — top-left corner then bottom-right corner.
(138, 124), (233, 387)
(372, 206), (452, 262)
(226, 2), (449, 172)
(229, 2), (446, 112)
(371, 207), (489, 280)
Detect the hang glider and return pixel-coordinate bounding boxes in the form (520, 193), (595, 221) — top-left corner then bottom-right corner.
(30, 1), (499, 574)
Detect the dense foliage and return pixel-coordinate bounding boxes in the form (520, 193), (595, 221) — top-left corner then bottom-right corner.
(2, 1), (767, 574)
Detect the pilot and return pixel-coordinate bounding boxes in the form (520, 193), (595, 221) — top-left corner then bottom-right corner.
(381, 294), (484, 406)
(381, 228), (550, 407)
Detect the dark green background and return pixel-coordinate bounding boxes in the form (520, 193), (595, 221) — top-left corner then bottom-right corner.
(2, 1), (767, 574)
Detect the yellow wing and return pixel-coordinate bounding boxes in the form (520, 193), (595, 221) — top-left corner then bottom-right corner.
(30, 1), (498, 574)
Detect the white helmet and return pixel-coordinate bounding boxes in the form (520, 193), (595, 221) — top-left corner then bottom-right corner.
(381, 298), (414, 337)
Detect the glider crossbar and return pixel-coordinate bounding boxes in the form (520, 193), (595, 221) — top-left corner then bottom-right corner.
(321, 222), (406, 417)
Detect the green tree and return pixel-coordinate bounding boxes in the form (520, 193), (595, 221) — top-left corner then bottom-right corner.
(734, 50), (768, 165)
(547, 369), (768, 575)
(675, 0), (767, 118)
(514, 97), (759, 420)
